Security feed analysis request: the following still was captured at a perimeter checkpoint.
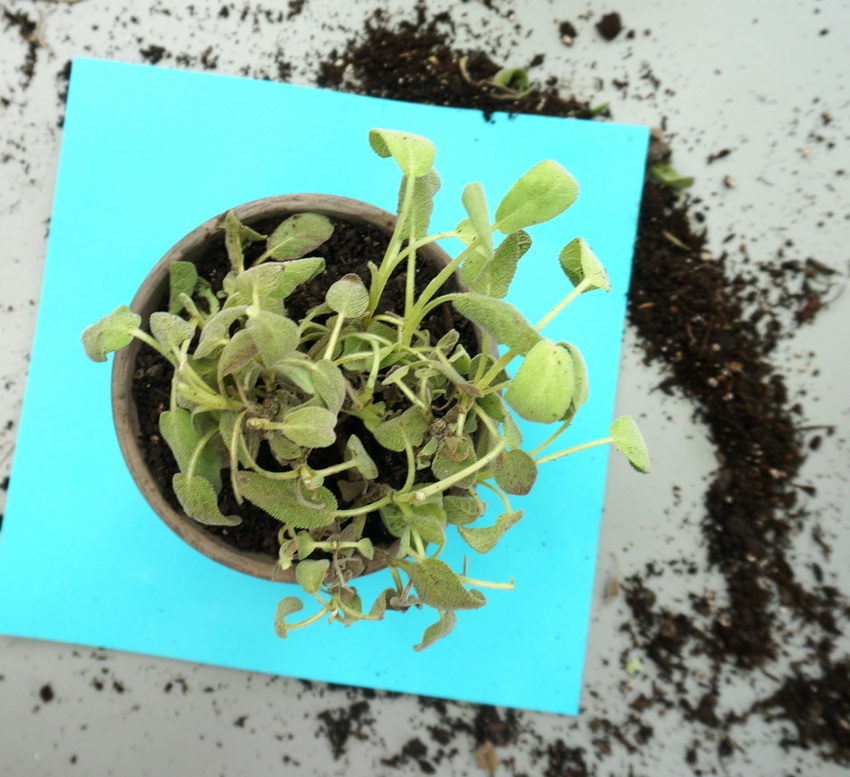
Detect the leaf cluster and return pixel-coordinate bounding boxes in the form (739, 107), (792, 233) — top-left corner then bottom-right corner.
(82, 128), (649, 649)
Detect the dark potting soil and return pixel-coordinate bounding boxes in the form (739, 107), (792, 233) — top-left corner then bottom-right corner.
(131, 216), (479, 557)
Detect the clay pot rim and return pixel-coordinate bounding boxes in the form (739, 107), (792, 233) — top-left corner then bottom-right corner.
(111, 194), (457, 583)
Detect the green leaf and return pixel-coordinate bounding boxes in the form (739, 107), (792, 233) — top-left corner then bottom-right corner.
(281, 406), (338, 448)
(432, 438), (478, 489)
(266, 212), (333, 261)
(505, 339), (574, 423)
(218, 411), (261, 469)
(312, 360), (346, 414)
(218, 329), (258, 378)
(268, 433), (303, 464)
(168, 262), (198, 315)
(373, 407), (428, 452)
(194, 306), (247, 359)
(461, 182), (493, 256)
(559, 341), (589, 406)
(558, 237), (610, 292)
(224, 210), (266, 272)
(444, 495), (485, 526)
(82, 305), (140, 362)
(492, 67), (531, 94)
(453, 293), (541, 356)
(414, 610), (457, 651)
(246, 310), (299, 366)
(501, 408), (523, 449)
(470, 230), (532, 299)
(649, 162), (694, 190)
(458, 509), (523, 553)
(295, 559), (330, 594)
(149, 312), (195, 354)
(610, 416), (651, 474)
(494, 160), (578, 234)
(236, 472), (338, 528)
(379, 501), (446, 545)
(398, 169), (441, 240)
(233, 258), (326, 311)
(159, 409), (222, 491)
(405, 558), (486, 610)
(368, 128), (436, 177)
(494, 449), (537, 495)
(326, 273), (369, 319)
(345, 434), (378, 479)
(273, 596), (304, 638)
(172, 473), (240, 527)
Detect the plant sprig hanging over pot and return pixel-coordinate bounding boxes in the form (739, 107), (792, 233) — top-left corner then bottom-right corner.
(83, 128), (649, 650)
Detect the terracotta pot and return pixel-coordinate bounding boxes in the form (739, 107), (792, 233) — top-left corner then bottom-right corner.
(112, 194), (459, 583)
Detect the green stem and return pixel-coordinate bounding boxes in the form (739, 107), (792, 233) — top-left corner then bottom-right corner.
(459, 575), (514, 590)
(529, 418), (574, 457)
(186, 427), (218, 480)
(534, 278), (592, 332)
(535, 436), (613, 466)
(333, 494), (393, 519)
(131, 328), (173, 363)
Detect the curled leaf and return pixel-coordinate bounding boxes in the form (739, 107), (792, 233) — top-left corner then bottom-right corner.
(172, 474), (241, 527)
(295, 559), (330, 594)
(458, 509), (523, 553)
(558, 237), (610, 292)
(610, 416), (651, 474)
(274, 596), (304, 638)
(368, 128), (436, 177)
(81, 305), (140, 362)
(414, 610), (457, 651)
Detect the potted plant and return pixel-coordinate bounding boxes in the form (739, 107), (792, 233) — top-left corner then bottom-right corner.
(82, 128), (649, 650)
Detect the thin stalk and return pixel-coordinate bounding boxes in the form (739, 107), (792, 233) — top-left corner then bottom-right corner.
(186, 427), (218, 480)
(529, 418), (574, 457)
(459, 575), (514, 590)
(333, 493), (393, 518)
(535, 436), (613, 465)
(534, 278), (592, 332)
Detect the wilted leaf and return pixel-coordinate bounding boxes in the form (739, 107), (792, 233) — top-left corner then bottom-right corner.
(494, 160), (578, 234)
(413, 610), (457, 651)
(453, 293), (541, 356)
(273, 596), (304, 638)
(280, 406), (338, 448)
(405, 557), (486, 610)
(81, 305), (140, 362)
(494, 449), (537, 495)
(458, 509), (523, 553)
(558, 237), (610, 292)
(295, 559), (330, 594)
(505, 338), (574, 423)
(368, 128), (436, 177)
(236, 472), (338, 528)
(649, 162), (694, 189)
(610, 416), (651, 473)
(266, 212), (333, 261)
(559, 341), (589, 406)
(492, 66), (530, 94)
(173, 473), (241, 526)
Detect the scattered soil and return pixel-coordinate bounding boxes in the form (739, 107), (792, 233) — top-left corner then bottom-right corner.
(3, 8), (40, 87)
(595, 13), (624, 41)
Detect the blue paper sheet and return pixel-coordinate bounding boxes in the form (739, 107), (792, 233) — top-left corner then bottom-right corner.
(0, 58), (648, 715)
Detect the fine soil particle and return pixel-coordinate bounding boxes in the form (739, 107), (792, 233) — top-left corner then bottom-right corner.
(595, 12), (624, 41)
(39, 683), (54, 703)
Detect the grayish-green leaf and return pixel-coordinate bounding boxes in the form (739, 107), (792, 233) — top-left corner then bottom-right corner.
(444, 495), (485, 526)
(432, 438), (478, 488)
(345, 434), (378, 479)
(491, 67), (530, 94)
(246, 310), (299, 366)
(398, 169), (441, 240)
(405, 558), (486, 610)
(505, 338), (574, 423)
(236, 472), (338, 528)
(268, 433), (303, 464)
(458, 509), (523, 553)
(326, 273), (369, 319)
(295, 559), (330, 594)
(266, 212), (333, 261)
(224, 210), (266, 272)
(368, 128), (436, 177)
(467, 230), (532, 298)
(281, 406), (338, 448)
(558, 237), (611, 292)
(461, 181), (493, 256)
(373, 407), (428, 452)
(559, 341), (589, 406)
(218, 329), (258, 377)
(150, 312), (195, 354)
(414, 610), (457, 651)
(453, 293), (541, 356)
(494, 160), (578, 234)
(502, 407), (523, 449)
(233, 257), (325, 311)
(494, 449), (537, 495)
(168, 261), (198, 314)
(273, 596), (304, 638)
(82, 305), (140, 362)
(173, 473), (240, 527)
(380, 501), (446, 545)
(194, 306), (247, 359)
(312, 360), (346, 414)
(649, 162), (694, 190)
(610, 416), (651, 474)
(160, 408), (222, 491)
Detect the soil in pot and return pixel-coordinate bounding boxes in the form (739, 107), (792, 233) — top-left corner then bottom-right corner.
(131, 212), (481, 561)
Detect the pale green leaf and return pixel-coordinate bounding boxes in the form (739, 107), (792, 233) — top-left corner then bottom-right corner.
(458, 509), (523, 553)
(194, 306), (247, 359)
(266, 212), (333, 261)
(494, 449), (537, 495)
(312, 360), (346, 414)
(149, 312), (195, 354)
(502, 408), (523, 449)
(218, 329), (258, 378)
(173, 473), (240, 526)
(405, 558), (486, 610)
(413, 610), (457, 651)
(236, 472), (338, 528)
(398, 169), (441, 240)
(295, 559), (330, 594)
(326, 273), (369, 319)
(649, 162), (694, 190)
(453, 293), (541, 356)
(373, 406), (428, 452)
(380, 501), (446, 545)
(610, 416), (651, 474)
(368, 128), (436, 177)
(558, 237), (610, 292)
(281, 406), (338, 448)
(168, 261), (198, 314)
(432, 438), (478, 489)
(274, 596), (304, 638)
(246, 310), (299, 366)
(345, 434), (378, 479)
(224, 210), (266, 272)
(559, 341), (589, 406)
(444, 495), (485, 526)
(492, 67), (530, 94)
(461, 182), (493, 256)
(495, 160), (578, 234)
(81, 305), (140, 362)
(160, 409), (222, 491)
(505, 338), (574, 423)
(268, 433), (303, 464)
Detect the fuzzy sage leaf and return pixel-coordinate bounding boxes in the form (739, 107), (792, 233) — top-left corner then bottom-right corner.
(495, 160), (578, 234)
(413, 610), (457, 651)
(266, 213), (333, 261)
(559, 237), (610, 292)
(236, 472), (338, 528)
(82, 306), (141, 362)
(610, 416), (651, 474)
(368, 128), (436, 177)
(404, 558), (486, 611)
(173, 474), (241, 527)
(505, 339), (574, 423)
(458, 509), (523, 553)
(453, 293), (541, 356)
